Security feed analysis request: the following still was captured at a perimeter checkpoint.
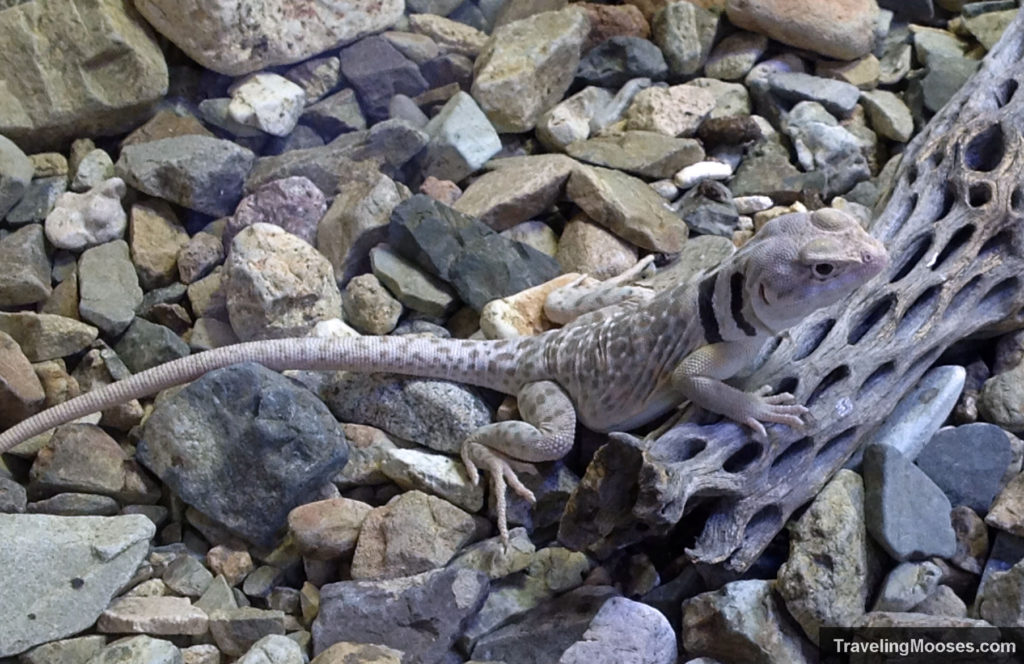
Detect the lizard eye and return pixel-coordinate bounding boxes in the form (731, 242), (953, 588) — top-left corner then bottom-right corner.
(813, 263), (835, 277)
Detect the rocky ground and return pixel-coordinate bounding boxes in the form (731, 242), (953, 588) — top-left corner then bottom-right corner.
(1, 0), (1024, 662)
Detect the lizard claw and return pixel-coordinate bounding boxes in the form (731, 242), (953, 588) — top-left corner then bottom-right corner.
(742, 390), (810, 440)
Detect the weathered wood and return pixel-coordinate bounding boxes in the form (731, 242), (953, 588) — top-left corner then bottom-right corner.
(560, 11), (1024, 571)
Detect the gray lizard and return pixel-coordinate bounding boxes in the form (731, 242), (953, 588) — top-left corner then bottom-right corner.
(0, 208), (887, 541)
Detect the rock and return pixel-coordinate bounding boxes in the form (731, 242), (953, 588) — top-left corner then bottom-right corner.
(783, 102), (871, 197)
(419, 91), (502, 183)
(873, 560), (943, 612)
(178, 233), (224, 285)
(129, 199), (189, 290)
(860, 89), (914, 142)
(688, 77), (752, 120)
(916, 423), (1013, 514)
(674, 180), (740, 236)
(70, 148), (116, 194)
(408, 13), (488, 58)
(566, 165), (687, 252)
(245, 142), (369, 197)
(313, 567), (488, 662)
(137, 363), (349, 547)
(576, 37), (667, 88)
(0, 513), (154, 657)
(626, 84), (716, 137)
(319, 361), (491, 454)
(226, 73), (306, 137)
(225, 223), (343, 341)
(226, 176), (327, 249)
(288, 497), (372, 559)
(381, 447), (485, 512)
(725, 0), (878, 61)
(674, 161), (733, 189)
(0, 134), (32, 218)
(0, 330), (45, 429)
(817, 54), (881, 90)
(164, 555), (215, 597)
(285, 55), (344, 104)
(237, 634), (304, 664)
(84, 636), (182, 664)
(312, 642), (404, 664)
(912, 584), (968, 618)
(651, 1), (719, 77)
(27, 424), (126, 499)
(502, 220), (559, 257)
(301, 88), (367, 139)
(98, 596), (209, 635)
(977, 557), (1024, 626)
(316, 164), (407, 286)
(857, 365), (966, 464)
(453, 154), (578, 230)
(704, 30), (769, 81)
(556, 218), (638, 280)
(777, 470), (871, 644)
(863, 443), (957, 561)
(0, 0), (168, 151)
(17, 635), (107, 664)
(113, 318), (190, 374)
(208, 607), (286, 657)
(340, 36), (429, 122)
(472, 7), (591, 132)
(0, 312), (97, 362)
(5, 176), (66, 225)
(537, 86), (615, 151)
(682, 580), (816, 664)
(566, 131), (704, 180)
(768, 72), (861, 117)
(135, 0), (403, 76)
(963, 8), (1018, 51)
(951, 505), (989, 574)
(0, 224), (51, 307)
(342, 273), (403, 335)
(591, 77), (655, 134)
(921, 54), (980, 114)
(350, 490), (476, 580)
(557, 596), (675, 664)
(116, 136), (256, 217)
(369, 245), (457, 317)
(987, 472), (1024, 537)
(78, 240), (143, 336)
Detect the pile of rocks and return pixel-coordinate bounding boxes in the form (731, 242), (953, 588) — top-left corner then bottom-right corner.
(1, 0), (1023, 662)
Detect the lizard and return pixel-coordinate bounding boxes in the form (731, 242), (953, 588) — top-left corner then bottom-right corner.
(0, 208), (887, 542)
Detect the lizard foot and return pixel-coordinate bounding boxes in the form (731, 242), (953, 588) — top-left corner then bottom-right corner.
(742, 387), (810, 441)
(461, 440), (536, 544)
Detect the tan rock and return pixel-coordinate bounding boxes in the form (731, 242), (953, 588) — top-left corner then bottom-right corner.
(0, 330), (44, 429)
(453, 155), (578, 231)
(130, 200), (189, 290)
(288, 497), (373, 559)
(726, 0), (878, 61)
(98, 596), (208, 635)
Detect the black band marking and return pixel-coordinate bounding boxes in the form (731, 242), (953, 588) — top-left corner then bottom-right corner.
(731, 272), (758, 337)
(698, 274), (722, 344)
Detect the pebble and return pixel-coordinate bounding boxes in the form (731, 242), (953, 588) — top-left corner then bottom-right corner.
(0, 331), (44, 430)
(284, 55), (343, 104)
(78, 240), (144, 336)
(381, 447), (485, 512)
(673, 160), (733, 189)
(575, 36), (668, 88)
(0, 224), (51, 307)
(725, 0), (879, 60)
(340, 36), (428, 122)
(454, 154), (577, 230)
(420, 91), (502, 183)
(652, 1), (719, 77)
(370, 244), (458, 317)
(42, 177), (127, 252)
(70, 148), (116, 193)
(578, 2), (650, 50)
(342, 273), (403, 335)
(556, 218), (639, 280)
(288, 497), (373, 559)
(704, 30), (769, 81)
(407, 13), (488, 58)
(381, 31), (441, 65)
(816, 54), (881, 90)
(916, 423), (1013, 514)
(537, 86), (615, 150)
(627, 84), (716, 138)
(177, 232), (225, 285)
(873, 560), (943, 612)
(300, 88), (367, 138)
(566, 130), (705, 180)
(207, 607), (286, 657)
(225, 223), (343, 341)
(129, 199), (190, 289)
(6, 175), (67, 225)
(225, 176), (327, 249)
(768, 71), (861, 117)
(0, 134), (33, 218)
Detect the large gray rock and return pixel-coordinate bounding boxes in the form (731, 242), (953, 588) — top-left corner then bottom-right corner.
(0, 224), (51, 307)
(0, 134), (31, 217)
(134, 0), (403, 76)
(0, 514), (155, 657)
(0, 0), (168, 151)
(137, 363), (349, 546)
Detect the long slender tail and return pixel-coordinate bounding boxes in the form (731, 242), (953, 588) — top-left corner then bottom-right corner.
(0, 336), (517, 454)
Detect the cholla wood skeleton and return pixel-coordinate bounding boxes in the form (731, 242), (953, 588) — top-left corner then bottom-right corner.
(560, 10), (1024, 571)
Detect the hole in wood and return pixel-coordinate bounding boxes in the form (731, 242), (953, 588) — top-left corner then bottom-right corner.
(965, 124), (1005, 172)
(949, 275), (983, 316)
(969, 183), (993, 207)
(980, 229), (1015, 260)
(768, 437), (813, 483)
(815, 427), (857, 467)
(1012, 187), (1024, 213)
(932, 225), (975, 270)
(672, 438), (707, 463)
(997, 79), (1019, 107)
(857, 362), (896, 400)
(793, 318), (835, 361)
(777, 376), (799, 396)
(980, 277), (1021, 317)
(806, 365), (851, 406)
(744, 504), (782, 536)
(848, 294), (896, 345)
(890, 233), (933, 283)
(934, 181), (957, 222)
(897, 285), (941, 338)
(723, 441), (763, 473)
(905, 345), (944, 380)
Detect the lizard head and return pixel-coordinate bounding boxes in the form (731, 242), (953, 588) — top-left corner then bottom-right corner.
(743, 208), (889, 332)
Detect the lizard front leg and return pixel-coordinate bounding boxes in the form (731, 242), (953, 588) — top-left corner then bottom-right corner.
(460, 380), (576, 543)
(671, 340), (808, 440)
(544, 255), (656, 325)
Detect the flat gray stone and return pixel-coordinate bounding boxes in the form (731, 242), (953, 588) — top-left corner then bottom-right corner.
(420, 91), (501, 183)
(916, 423), (1013, 514)
(0, 134), (32, 218)
(768, 72), (861, 117)
(78, 240), (144, 336)
(0, 224), (51, 307)
(0, 514), (155, 657)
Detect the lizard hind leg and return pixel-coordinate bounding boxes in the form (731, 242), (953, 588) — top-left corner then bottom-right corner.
(460, 380), (576, 544)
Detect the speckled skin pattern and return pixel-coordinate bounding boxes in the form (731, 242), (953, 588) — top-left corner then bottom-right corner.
(0, 209), (888, 541)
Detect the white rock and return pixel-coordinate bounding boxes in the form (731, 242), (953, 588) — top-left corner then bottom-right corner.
(536, 86), (614, 150)
(420, 91), (501, 183)
(228, 73), (306, 137)
(44, 178), (127, 251)
(733, 195), (773, 215)
(673, 161), (733, 189)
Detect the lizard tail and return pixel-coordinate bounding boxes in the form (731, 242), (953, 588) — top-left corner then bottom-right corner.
(0, 335), (516, 455)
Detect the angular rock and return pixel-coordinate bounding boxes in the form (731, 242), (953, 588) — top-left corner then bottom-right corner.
(78, 240), (143, 336)
(0, 513), (154, 657)
(472, 7), (590, 132)
(863, 443), (957, 561)
(576, 36), (667, 88)
(85, 636), (182, 664)
(0, 0), (168, 150)
(768, 72), (861, 117)
(237, 634), (304, 664)
(137, 363), (349, 547)
(558, 596), (676, 664)
(228, 73), (306, 137)
(860, 88), (914, 143)
(313, 567), (490, 663)
(116, 135), (256, 217)
(113, 317), (190, 374)
(566, 131), (704, 179)
(5, 175), (66, 225)
(312, 642), (404, 664)
(208, 607), (286, 657)
(288, 497), (372, 560)
(245, 143), (366, 197)
(382, 448), (484, 512)
(0, 224), (51, 307)
(342, 274), (403, 335)
(567, 165), (687, 252)
(225, 176), (327, 249)
(408, 13), (488, 58)
(916, 423), (1013, 514)
(873, 561), (943, 612)
(129, 199), (189, 289)
(369, 245), (458, 317)
(134, 0), (403, 76)
(71, 148), (116, 193)
(705, 30), (769, 81)
(0, 330), (45, 429)
(626, 84), (716, 137)
(98, 596), (209, 635)
(536, 86), (615, 151)
(453, 154), (578, 230)
(726, 0), (878, 60)
(555, 218), (638, 280)
(651, 1), (719, 77)
(27, 424), (126, 499)
(225, 223), (343, 341)
(340, 36), (429, 122)
(0, 134), (32, 218)
(419, 91), (501, 184)
(0, 312), (98, 362)
(18, 635), (107, 664)
(301, 88), (367, 139)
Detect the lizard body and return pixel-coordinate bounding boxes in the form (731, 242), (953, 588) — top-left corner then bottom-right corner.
(0, 208), (887, 540)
